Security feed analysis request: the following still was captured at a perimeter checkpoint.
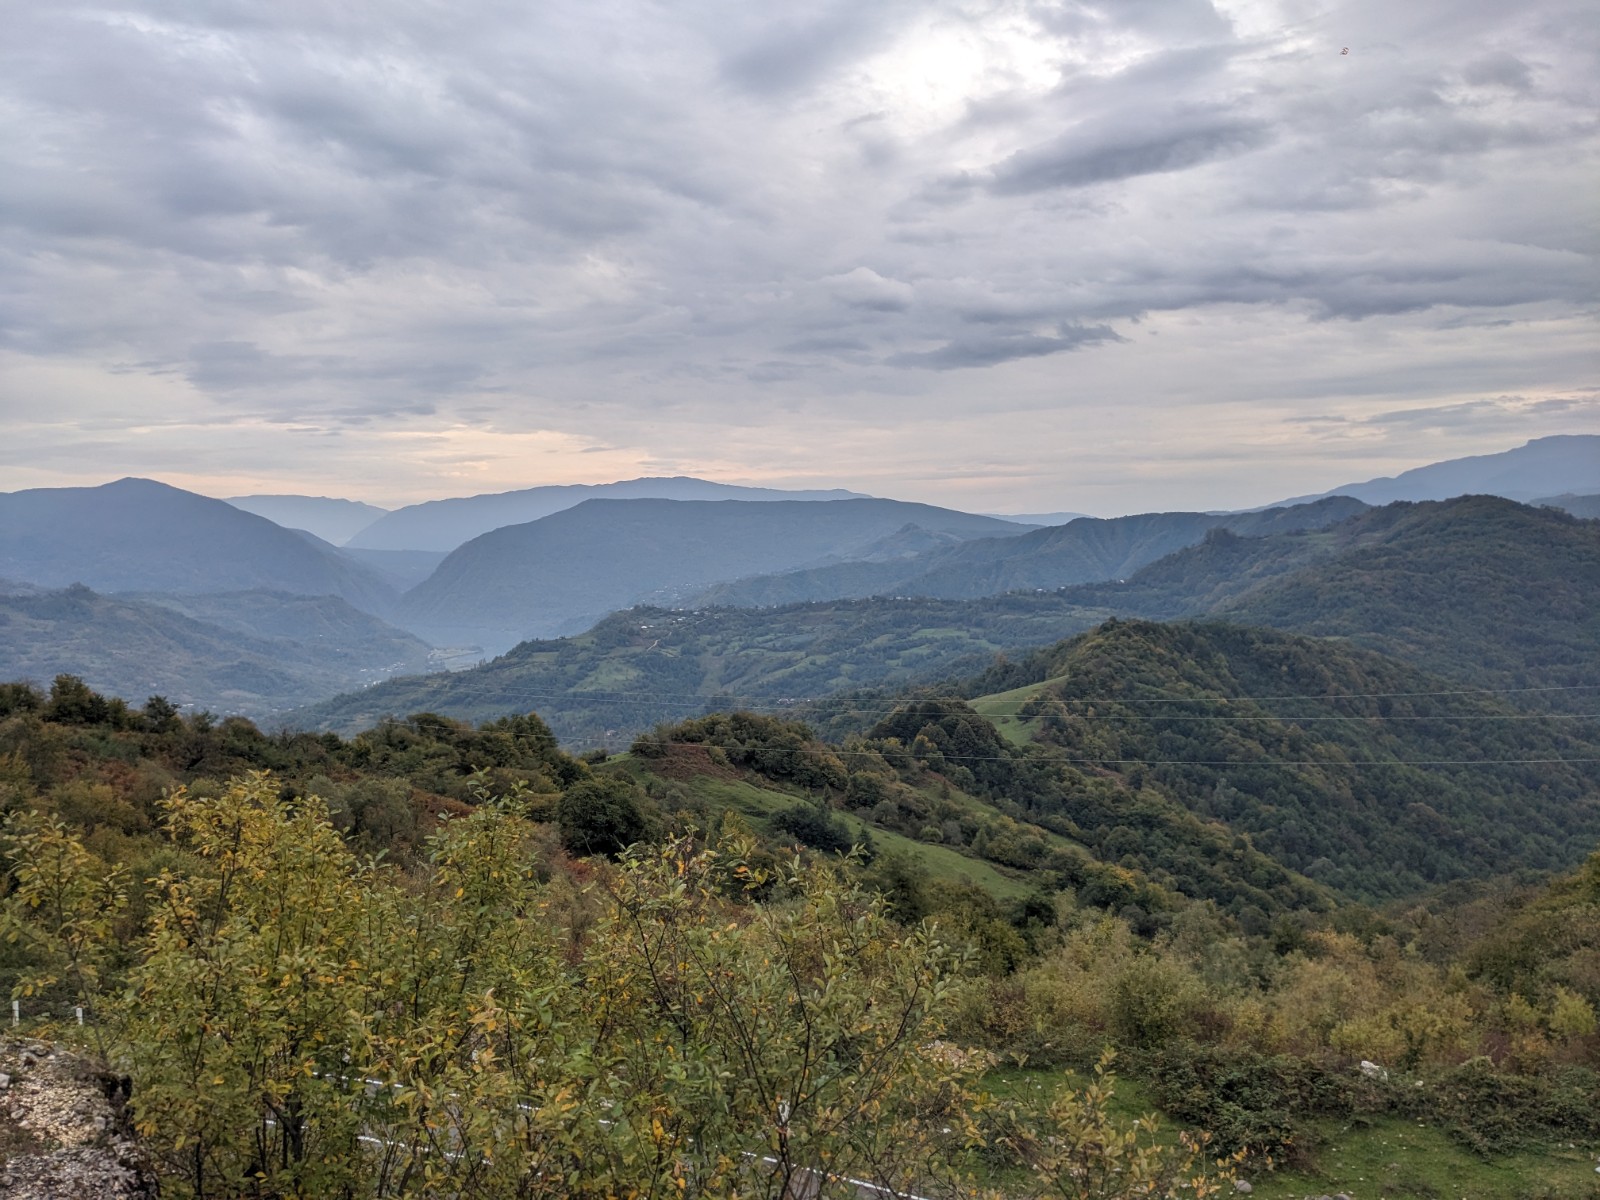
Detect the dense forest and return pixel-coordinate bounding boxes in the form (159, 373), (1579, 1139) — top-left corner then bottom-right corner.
(4, 656), (1598, 1197)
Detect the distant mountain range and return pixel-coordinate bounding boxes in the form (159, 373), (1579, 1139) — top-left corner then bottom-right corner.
(1537, 492), (1600, 519)
(346, 476), (872, 552)
(3, 441), (1593, 727)
(0, 478), (397, 612)
(688, 496), (1367, 608)
(395, 497), (1032, 652)
(298, 494), (1599, 746)
(990, 510), (1089, 525)
(1275, 434), (1598, 507)
(226, 494), (389, 544)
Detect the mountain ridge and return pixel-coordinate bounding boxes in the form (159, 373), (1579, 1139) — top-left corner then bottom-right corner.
(347, 475), (875, 552)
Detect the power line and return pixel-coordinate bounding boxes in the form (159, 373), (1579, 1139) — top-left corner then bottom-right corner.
(357, 680), (1600, 715)
(624, 739), (1600, 769)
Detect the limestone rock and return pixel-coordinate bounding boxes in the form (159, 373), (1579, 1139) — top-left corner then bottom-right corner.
(0, 1039), (156, 1199)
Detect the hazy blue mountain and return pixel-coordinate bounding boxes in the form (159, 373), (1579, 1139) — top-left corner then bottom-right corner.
(337, 547), (451, 591)
(1273, 434), (1599, 507)
(990, 510), (1091, 525)
(225, 494), (389, 544)
(299, 496), (1592, 748)
(691, 496), (1367, 608)
(395, 497), (1031, 652)
(1534, 492), (1600, 519)
(0, 478), (398, 613)
(0, 583), (435, 717)
(347, 475), (873, 552)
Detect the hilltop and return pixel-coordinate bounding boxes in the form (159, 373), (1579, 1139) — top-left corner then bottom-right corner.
(0, 478), (395, 613)
(347, 475), (872, 552)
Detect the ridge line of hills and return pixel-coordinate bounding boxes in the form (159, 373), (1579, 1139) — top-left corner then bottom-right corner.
(294, 494), (1600, 747)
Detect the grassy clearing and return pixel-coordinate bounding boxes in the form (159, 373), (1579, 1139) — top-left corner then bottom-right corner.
(968, 675), (1071, 747)
(633, 767), (1036, 899)
(974, 1065), (1600, 1200)
(1256, 1113), (1600, 1200)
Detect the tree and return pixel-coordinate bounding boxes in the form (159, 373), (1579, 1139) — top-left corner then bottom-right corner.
(556, 776), (650, 857)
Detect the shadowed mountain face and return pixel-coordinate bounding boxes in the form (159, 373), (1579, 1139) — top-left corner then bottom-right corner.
(0, 478), (398, 613)
(0, 584), (434, 717)
(1273, 434), (1600, 507)
(225, 494), (389, 545)
(689, 495), (1368, 608)
(347, 475), (873, 552)
(394, 497), (1032, 652)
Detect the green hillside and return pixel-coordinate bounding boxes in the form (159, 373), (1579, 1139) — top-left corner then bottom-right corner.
(292, 594), (1112, 745)
(6, 672), (1599, 1197)
(300, 496), (1597, 751)
(955, 620), (1600, 899)
(0, 584), (435, 718)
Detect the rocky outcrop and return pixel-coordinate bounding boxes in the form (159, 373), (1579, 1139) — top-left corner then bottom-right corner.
(0, 1038), (157, 1199)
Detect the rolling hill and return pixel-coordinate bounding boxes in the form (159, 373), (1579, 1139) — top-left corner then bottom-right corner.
(299, 495), (1598, 749)
(0, 584), (435, 716)
(291, 593), (1110, 743)
(944, 619), (1600, 899)
(393, 497), (1033, 651)
(347, 475), (872, 552)
(0, 478), (398, 613)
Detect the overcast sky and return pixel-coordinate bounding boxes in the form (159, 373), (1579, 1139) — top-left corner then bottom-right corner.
(1, 0), (1595, 515)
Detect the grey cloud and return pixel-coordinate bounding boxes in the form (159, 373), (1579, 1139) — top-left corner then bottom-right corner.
(721, 1), (911, 96)
(1369, 396), (1598, 430)
(1463, 51), (1534, 91)
(988, 113), (1270, 194)
(1030, 0), (1232, 42)
(888, 324), (1124, 369)
(2, 0), (1597, 511)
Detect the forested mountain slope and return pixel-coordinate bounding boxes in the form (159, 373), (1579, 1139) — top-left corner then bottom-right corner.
(395, 497), (1032, 651)
(0, 584), (435, 717)
(1219, 496), (1599, 696)
(0, 478), (396, 612)
(293, 594), (1111, 743)
(305, 496), (1594, 748)
(948, 620), (1600, 899)
(690, 495), (1366, 607)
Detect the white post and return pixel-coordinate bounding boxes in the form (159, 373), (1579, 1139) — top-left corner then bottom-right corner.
(75, 1006), (84, 1026)
(10, 999), (17, 1027)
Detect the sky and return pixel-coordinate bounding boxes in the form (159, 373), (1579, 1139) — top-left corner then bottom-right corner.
(1, 0), (1595, 516)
